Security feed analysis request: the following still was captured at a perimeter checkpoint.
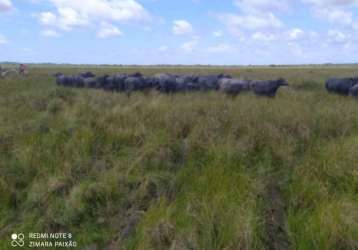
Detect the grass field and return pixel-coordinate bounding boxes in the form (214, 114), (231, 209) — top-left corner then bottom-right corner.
(0, 66), (357, 250)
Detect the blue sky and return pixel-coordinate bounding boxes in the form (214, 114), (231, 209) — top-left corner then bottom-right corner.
(0, 0), (358, 65)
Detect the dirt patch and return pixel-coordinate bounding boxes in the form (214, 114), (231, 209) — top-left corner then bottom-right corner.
(263, 181), (290, 250)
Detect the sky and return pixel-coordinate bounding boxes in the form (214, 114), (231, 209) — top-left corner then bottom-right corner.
(0, 0), (358, 65)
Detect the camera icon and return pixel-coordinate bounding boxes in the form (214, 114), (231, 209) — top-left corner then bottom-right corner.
(11, 233), (25, 247)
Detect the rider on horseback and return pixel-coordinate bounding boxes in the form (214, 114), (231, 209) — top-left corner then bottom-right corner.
(19, 64), (27, 75)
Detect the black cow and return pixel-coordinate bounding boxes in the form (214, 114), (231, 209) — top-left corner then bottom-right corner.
(250, 78), (288, 97)
(197, 75), (220, 91)
(62, 75), (76, 87)
(124, 76), (143, 93)
(142, 76), (158, 91)
(113, 74), (128, 92)
(155, 73), (178, 93)
(219, 78), (249, 96)
(174, 75), (201, 92)
(72, 76), (85, 88)
(54, 73), (88, 88)
(80, 72), (96, 78)
(96, 75), (109, 89)
(104, 75), (117, 91)
(218, 73), (232, 79)
(129, 72), (143, 78)
(84, 78), (98, 88)
(325, 77), (358, 95)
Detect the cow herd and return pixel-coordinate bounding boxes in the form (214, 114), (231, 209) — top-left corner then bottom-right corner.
(54, 72), (358, 98)
(54, 72), (289, 97)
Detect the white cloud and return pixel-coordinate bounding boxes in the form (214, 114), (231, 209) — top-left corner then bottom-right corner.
(232, 0), (288, 34)
(304, 0), (358, 27)
(39, 12), (57, 26)
(287, 28), (304, 41)
(313, 8), (352, 26)
(234, 0), (289, 13)
(41, 29), (60, 37)
(0, 34), (8, 44)
(213, 30), (223, 37)
(0, 0), (12, 12)
(327, 30), (350, 43)
(97, 22), (123, 38)
(303, 0), (358, 7)
(216, 0), (286, 41)
(38, 0), (150, 31)
(252, 32), (277, 42)
(172, 20), (194, 35)
(39, 9), (88, 30)
(218, 12), (283, 35)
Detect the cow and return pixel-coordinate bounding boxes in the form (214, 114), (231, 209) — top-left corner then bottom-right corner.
(325, 77), (358, 95)
(80, 72), (96, 78)
(197, 75), (220, 91)
(113, 74), (128, 92)
(84, 78), (98, 88)
(61, 75), (75, 87)
(129, 72), (143, 78)
(219, 78), (250, 96)
(74, 76), (86, 88)
(250, 78), (289, 97)
(96, 75), (109, 89)
(174, 75), (201, 92)
(124, 76), (143, 94)
(154, 73), (178, 93)
(142, 76), (158, 91)
(104, 75), (117, 91)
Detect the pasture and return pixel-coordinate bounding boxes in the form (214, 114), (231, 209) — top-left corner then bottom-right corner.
(0, 65), (357, 250)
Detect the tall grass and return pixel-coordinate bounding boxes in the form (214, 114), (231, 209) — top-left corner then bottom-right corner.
(0, 66), (357, 249)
